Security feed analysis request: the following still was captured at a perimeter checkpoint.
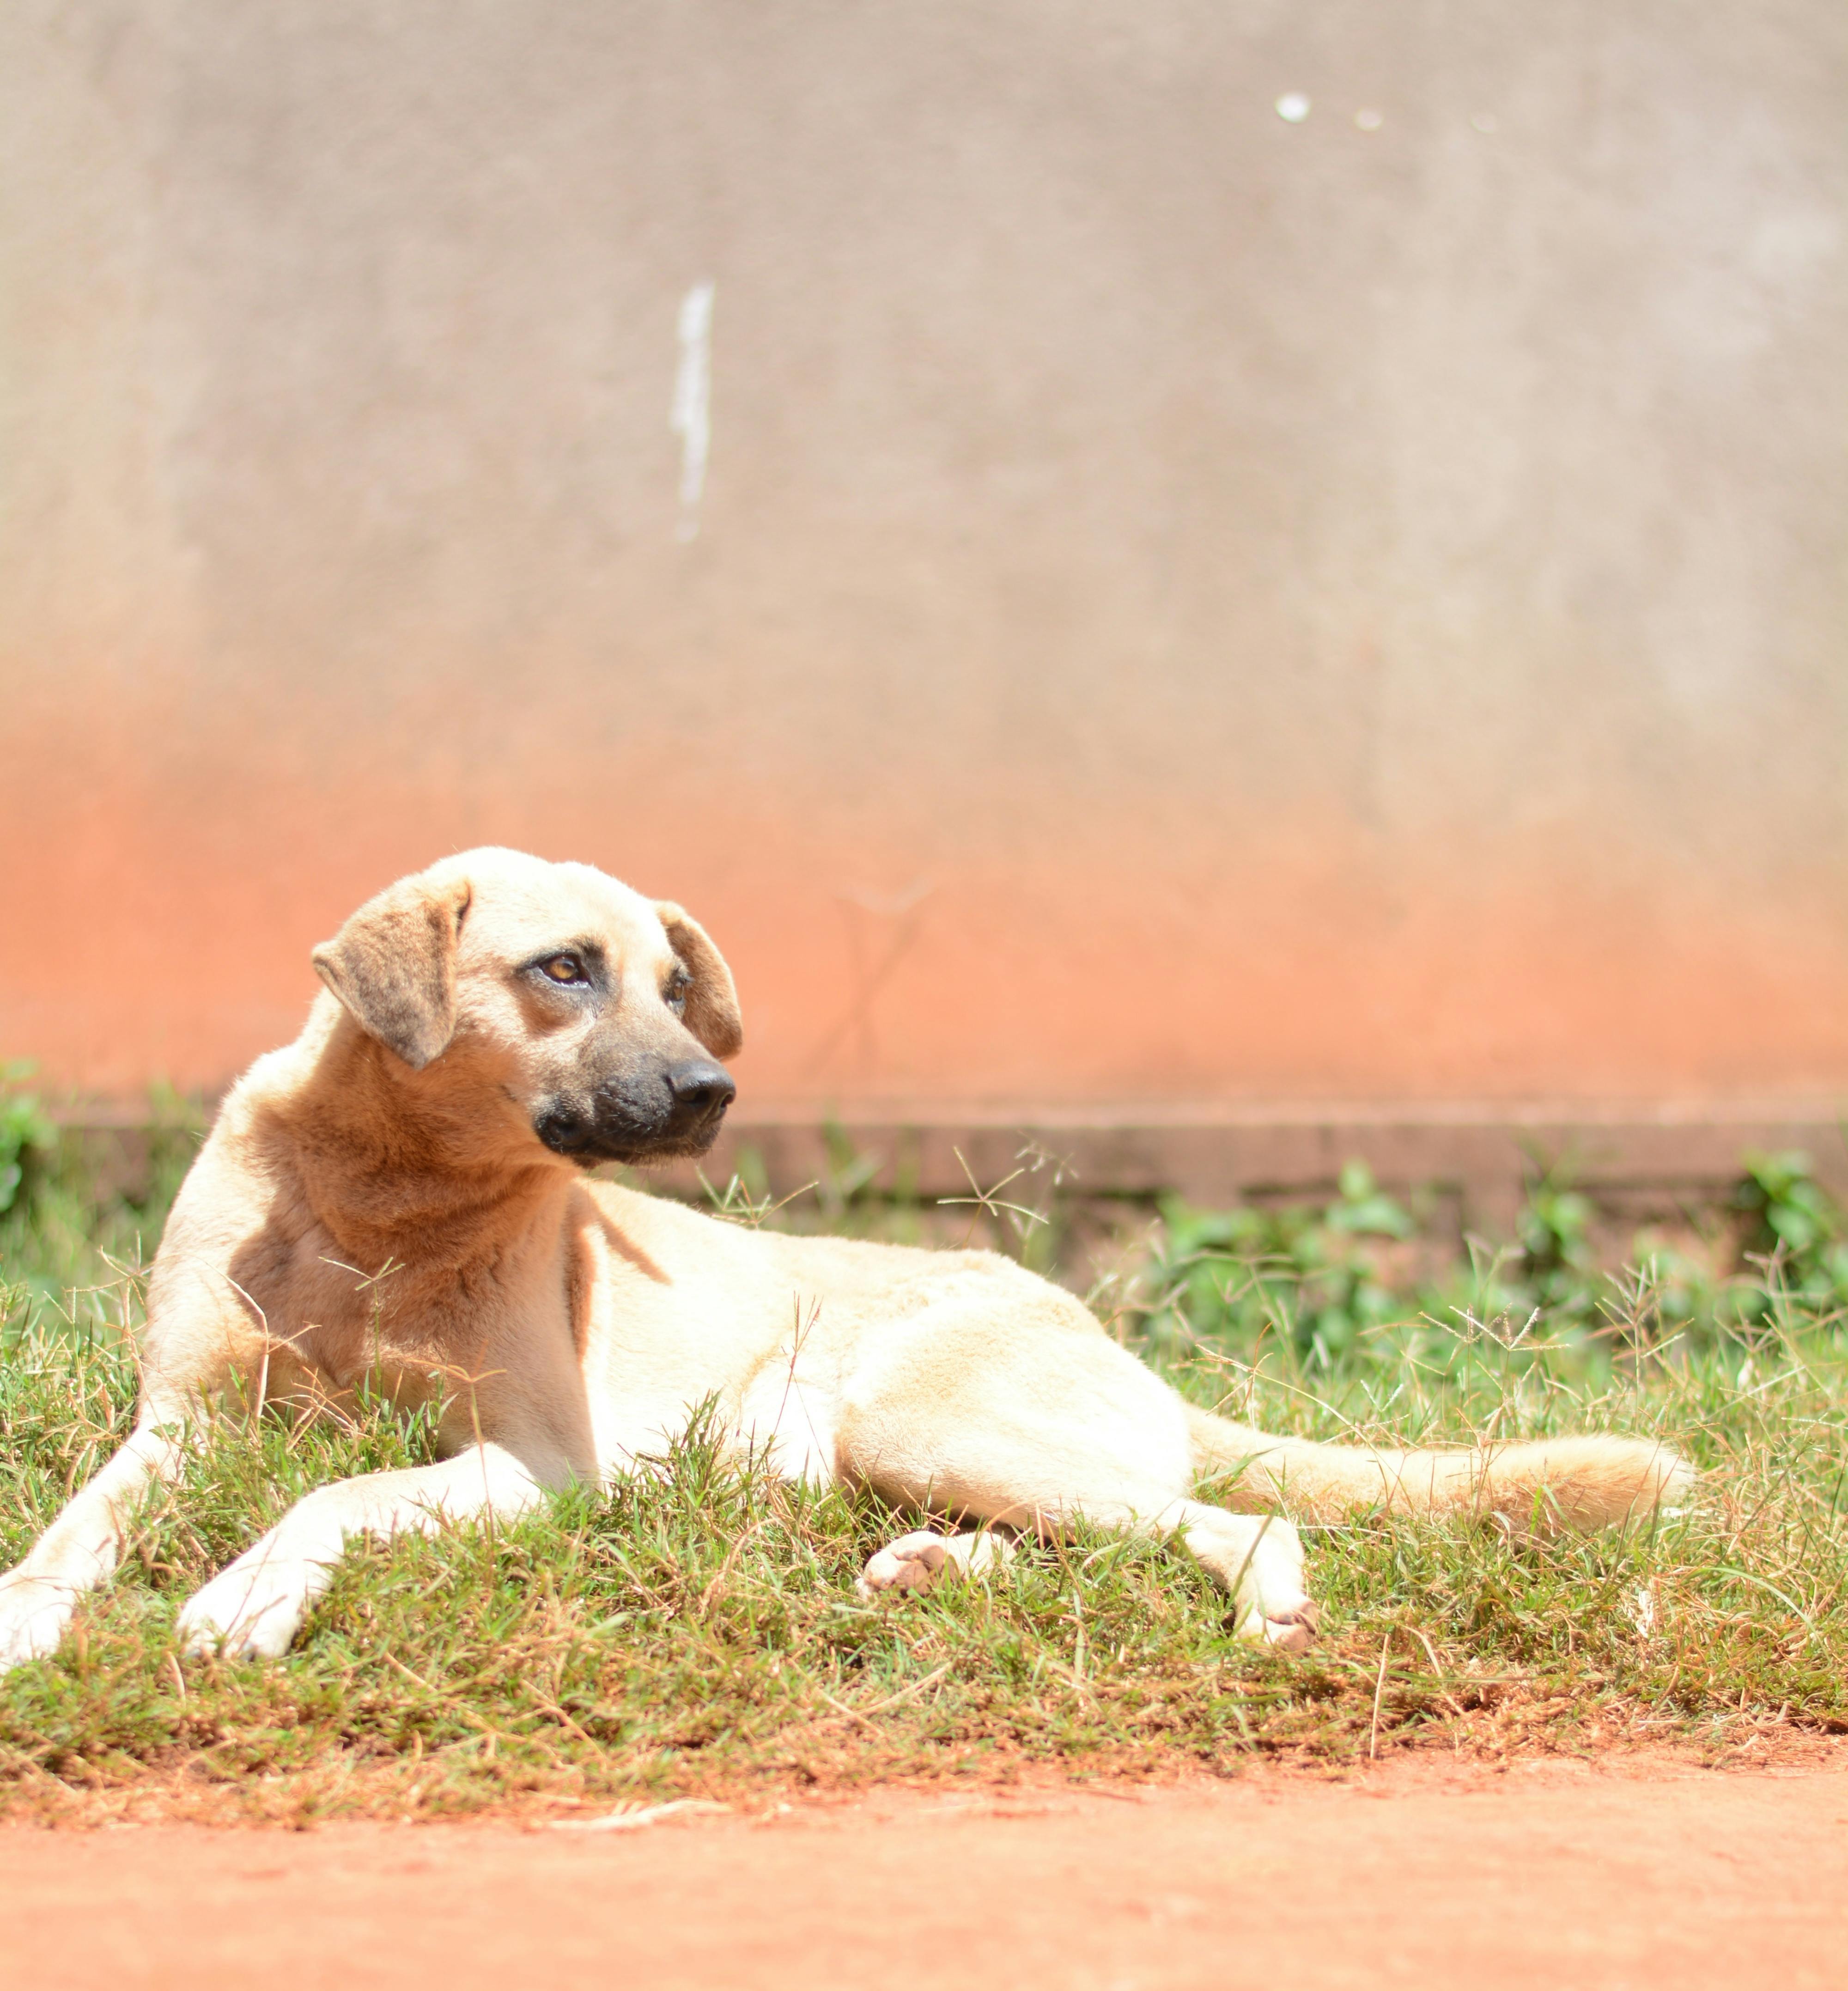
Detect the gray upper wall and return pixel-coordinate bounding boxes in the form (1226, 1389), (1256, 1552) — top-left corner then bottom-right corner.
(2, 3), (1845, 1105)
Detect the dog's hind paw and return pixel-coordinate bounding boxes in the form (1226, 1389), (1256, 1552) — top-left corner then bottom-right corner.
(1258, 1600), (1320, 1654)
(855, 1529), (1012, 1601)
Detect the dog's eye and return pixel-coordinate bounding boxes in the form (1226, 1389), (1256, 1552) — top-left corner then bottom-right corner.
(541, 954), (587, 985)
(664, 973), (690, 1017)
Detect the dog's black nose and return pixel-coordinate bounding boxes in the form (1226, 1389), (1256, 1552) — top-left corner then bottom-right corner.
(666, 1059), (736, 1116)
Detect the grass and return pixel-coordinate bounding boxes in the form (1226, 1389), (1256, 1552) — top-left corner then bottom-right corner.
(0, 1098), (1845, 1823)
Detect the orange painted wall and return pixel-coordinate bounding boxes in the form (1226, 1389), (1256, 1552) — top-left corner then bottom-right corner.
(4, 4), (1846, 1112)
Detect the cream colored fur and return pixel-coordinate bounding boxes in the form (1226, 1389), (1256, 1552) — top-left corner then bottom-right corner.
(0, 850), (1691, 1670)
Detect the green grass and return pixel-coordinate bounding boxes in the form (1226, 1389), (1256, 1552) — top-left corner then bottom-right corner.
(1, 1111), (1844, 1822)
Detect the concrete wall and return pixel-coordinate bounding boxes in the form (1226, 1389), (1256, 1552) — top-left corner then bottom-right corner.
(3, 1), (1845, 1114)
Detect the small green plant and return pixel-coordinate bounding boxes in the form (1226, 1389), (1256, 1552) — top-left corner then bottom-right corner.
(1324, 1158), (1416, 1243)
(1626, 1229), (1727, 1338)
(1137, 1160), (1416, 1368)
(1733, 1150), (1848, 1308)
(1514, 1161), (1599, 1320)
(0, 1083), (203, 1339)
(0, 1065), (55, 1217)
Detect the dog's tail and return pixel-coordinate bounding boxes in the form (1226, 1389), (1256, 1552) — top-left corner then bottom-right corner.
(1184, 1406), (1692, 1531)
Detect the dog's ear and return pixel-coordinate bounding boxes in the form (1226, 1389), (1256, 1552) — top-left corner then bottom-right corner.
(312, 873), (474, 1071)
(655, 902), (743, 1061)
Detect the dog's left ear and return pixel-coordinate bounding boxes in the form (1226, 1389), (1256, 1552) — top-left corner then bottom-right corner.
(312, 872), (474, 1071)
(655, 902), (743, 1060)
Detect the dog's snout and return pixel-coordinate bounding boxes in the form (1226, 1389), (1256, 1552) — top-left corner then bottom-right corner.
(667, 1059), (736, 1115)
(542, 1056), (734, 1168)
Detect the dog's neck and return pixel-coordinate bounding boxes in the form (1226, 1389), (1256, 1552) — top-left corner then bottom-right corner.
(284, 1014), (570, 1274)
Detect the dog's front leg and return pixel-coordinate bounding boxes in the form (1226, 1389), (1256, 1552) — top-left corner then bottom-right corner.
(0, 1418), (189, 1671)
(176, 1443), (547, 1661)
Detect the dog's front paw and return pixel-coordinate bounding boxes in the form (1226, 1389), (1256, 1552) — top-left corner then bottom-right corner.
(855, 1529), (1012, 1601)
(177, 1552), (316, 1661)
(0, 1575), (76, 1671)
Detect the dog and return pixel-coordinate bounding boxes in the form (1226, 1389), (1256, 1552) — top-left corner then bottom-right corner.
(0, 848), (1690, 1669)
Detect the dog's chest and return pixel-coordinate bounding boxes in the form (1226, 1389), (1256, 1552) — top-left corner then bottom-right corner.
(256, 1236), (524, 1392)
(570, 1217), (788, 1469)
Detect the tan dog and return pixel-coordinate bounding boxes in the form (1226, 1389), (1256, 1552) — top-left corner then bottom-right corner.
(0, 849), (1689, 1669)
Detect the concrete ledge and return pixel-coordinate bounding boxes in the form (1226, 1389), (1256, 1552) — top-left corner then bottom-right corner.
(685, 1101), (1848, 1232)
(51, 1099), (1848, 1233)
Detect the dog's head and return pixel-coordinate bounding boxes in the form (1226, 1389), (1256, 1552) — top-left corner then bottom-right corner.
(310, 849), (742, 1166)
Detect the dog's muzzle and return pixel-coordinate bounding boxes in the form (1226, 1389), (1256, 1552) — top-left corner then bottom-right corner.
(534, 1058), (736, 1165)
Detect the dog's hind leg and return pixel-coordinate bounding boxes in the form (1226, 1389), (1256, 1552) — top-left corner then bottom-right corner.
(176, 1442), (550, 1661)
(0, 1412), (190, 1671)
(854, 1500), (1314, 1646)
(835, 1286), (1318, 1645)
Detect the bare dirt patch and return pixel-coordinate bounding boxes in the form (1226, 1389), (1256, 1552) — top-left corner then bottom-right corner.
(8, 1744), (1848, 1991)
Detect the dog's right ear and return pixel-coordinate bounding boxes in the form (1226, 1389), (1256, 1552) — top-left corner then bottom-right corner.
(311, 873), (473, 1071)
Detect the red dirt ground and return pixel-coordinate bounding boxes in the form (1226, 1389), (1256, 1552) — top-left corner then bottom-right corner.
(7, 1749), (1848, 1990)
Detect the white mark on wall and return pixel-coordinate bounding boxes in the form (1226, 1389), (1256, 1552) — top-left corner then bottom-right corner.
(671, 280), (715, 542)
(1275, 93), (1310, 123)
